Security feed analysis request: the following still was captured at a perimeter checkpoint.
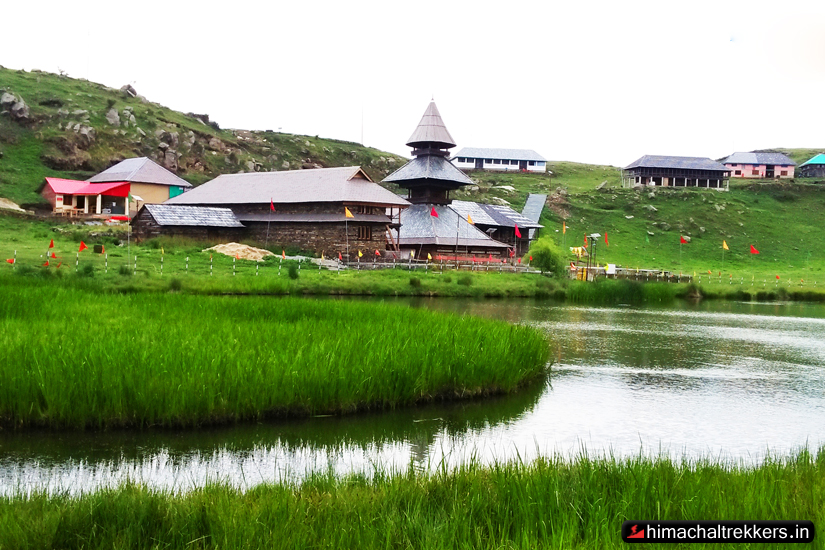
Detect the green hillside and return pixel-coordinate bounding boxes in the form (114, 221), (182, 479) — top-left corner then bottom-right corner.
(0, 67), (405, 207)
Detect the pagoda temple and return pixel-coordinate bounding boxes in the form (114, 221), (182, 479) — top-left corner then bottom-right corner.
(384, 102), (513, 260)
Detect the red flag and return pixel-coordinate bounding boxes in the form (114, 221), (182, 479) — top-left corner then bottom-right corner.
(517, 258), (522, 264)
(529, 256), (533, 262)
(680, 235), (687, 244)
(604, 232), (609, 246)
(49, 239), (54, 249)
(430, 207), (438, 218)
(489, 254), (493, 261)
(509, 248), (515, 258)
(78, 241), (88, 252)
(375, 249), (381, 256)
(43, 261), (49, 267)
(235, 253), (240, 260)
(5, 259), (13, 264)
(101, 245), (105, 255)
(282, 250), (286, 259)
(584, 234), (587, 246)
(514, 224), (522, 238)
(270, 198), (275, 212)
(50, 252), (57, 259)
(338, 252), (342, 261)
(776, 275), (780, 280)
(750, 245), (760, 254)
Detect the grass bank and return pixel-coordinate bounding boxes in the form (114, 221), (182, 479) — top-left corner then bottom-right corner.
(0, 279), (550, 430)
(2, 450), (822, 549)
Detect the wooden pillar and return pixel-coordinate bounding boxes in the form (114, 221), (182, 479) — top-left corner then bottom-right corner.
(95, 195), (102, 214)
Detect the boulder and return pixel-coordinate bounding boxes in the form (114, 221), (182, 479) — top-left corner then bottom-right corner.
(120, 84), (137, 98)
(681, 235), (691, 243)
(0, 92), (16, 108)
(136, 127), (146, 137)
(105, 108), (120, 126)
(162, 149), (177, 171)
(645, 204), (658, 212)
(596, 181), (606, 190)
(10, 100), (30, 121)
(281, 160), (290, 169)
(246, 160), (256, 171)
(71, 109), (88, 117)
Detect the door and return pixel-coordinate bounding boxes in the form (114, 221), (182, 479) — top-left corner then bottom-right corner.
(519, 160), (527, 170)
(475, 158), (483, 169)
(765, 165), (775, 178)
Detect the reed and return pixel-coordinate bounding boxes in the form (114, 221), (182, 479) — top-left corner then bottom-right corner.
(2, 450), (822, 549)
(0, 279), (551, 429)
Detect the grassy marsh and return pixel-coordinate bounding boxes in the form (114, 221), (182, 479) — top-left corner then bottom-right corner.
(0, 279), (551, 430)
(1, 450), (822, 549)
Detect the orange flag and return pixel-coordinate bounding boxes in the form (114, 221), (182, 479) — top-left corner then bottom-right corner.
(78, 241), (88, 252)
(101, 245), (105, 255)
(563, 221), (566, 234)
(282, 250), (286, 259)
(49, 239), (54, 249)
(604, 232), (609, 246)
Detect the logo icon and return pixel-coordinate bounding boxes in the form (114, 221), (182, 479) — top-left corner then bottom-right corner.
(627, 525), (645, 539)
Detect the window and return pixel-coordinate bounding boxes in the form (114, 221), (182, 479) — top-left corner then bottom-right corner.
(781, 170), (788, 176)
(528, 161), (535, 166)
(511, 160), (518, 165)
(457, 157), (465, 163)
(537, 161), (545, 167)
(355, 205), (373, 215)
(751, 170), (759, 176)
(357, 226), (372, 240)
(465, 157), (474, 163)
(485, 159), (492, 164)
(493, 159), (501, 165)
(735, 170), (741, 175)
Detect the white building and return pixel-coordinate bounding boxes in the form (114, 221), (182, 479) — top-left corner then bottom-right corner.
(452, 147), (547, 173)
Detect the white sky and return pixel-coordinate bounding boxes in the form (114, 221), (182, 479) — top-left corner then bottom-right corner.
(5, 0), (825, 166)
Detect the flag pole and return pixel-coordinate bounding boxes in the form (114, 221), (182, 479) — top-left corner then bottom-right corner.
(265, 199), (272, 251)
(455, 208), (460, 269)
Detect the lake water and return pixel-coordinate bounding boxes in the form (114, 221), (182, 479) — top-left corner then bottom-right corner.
(2, 299), (825, 495)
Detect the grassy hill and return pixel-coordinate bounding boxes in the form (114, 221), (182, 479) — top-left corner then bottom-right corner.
(0, 67), (406, 207)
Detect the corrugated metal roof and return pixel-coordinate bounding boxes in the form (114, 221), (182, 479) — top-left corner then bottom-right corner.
(166, 167), (410, 207)
(144, 204), (244, 227)
(394, 204), (509, 248)
(721, 152), (796, 166)
(521, 194), (547, 223)
(406, 102), (456, 148)
(800, 153), (825, 167)
(383, 155), (474, 186)
(624, 155), (729, 171)
(237, 213), (392, 223)
(90, 157), (192, 187)
(451, 200), (542, 229)
(454, 148), (546, 162)
(44, 178), (129, 196)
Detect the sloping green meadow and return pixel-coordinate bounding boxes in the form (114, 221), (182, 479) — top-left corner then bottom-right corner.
(2, 451), (823, 549)
(0, 280), (550, 429)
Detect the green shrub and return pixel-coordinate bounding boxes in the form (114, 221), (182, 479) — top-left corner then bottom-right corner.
(409, 277), (421, 287)
(119, 265), (132, 276)
(78, 263), (94, 278)
(526, 236), (565, 277)
(169, 278), (183, 292)
(457, 275), (472, 286)
(288, 264), (299, 280)
(442, 275), (452, 283)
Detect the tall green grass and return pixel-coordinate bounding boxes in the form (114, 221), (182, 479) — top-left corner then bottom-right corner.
(0, 279), (550, 429)
(2, 450), (822, 549)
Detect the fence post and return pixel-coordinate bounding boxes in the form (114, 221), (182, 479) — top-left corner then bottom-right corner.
(210, 255), (213, 276)
(133, 255), (137, 276)
(76, 252), (79, 272)
(186, 256), (189, 274)
(105, 253), (108, 274)
(258, 262), (260, 276)
(160, 254), (163, 276)
(233, 256), (236, 276)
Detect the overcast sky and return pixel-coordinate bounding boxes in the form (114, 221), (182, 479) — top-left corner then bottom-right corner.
(5, 0), (824, 166)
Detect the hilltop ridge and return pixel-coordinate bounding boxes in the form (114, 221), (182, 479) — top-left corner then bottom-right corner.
(0, 67), (406, 207)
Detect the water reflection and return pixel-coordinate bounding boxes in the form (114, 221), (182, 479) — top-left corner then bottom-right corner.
(2, 299), (825, 495)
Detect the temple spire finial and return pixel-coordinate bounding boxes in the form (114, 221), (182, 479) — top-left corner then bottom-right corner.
(405, 101), (456, 150)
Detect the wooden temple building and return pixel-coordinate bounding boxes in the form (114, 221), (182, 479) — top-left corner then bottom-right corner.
(384, 102), (512, 260)
(162, 166), (409, 256)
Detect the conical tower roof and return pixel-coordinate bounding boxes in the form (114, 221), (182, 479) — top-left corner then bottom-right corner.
(406, 102), (456, 149)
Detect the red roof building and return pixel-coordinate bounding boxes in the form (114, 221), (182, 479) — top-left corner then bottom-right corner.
(41, 177), (131, 217)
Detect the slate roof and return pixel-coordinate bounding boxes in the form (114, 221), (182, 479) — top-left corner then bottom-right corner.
(90, 157), (192, 187)
(166, 167), (410, 207)
(624, 155), (729, 171)
(143, 204), (244, 227)
(451, 200), (542, 229)
(394, 204), (510, 248)
(383, 155), (474, 186)
(799, 153), (825, 167)
(721, 152), (796, 166)
(454, 148), (546, 162)
(521, 194), (547, 223)
(406, 102), (456, 149)
(237, 213), (392, 224)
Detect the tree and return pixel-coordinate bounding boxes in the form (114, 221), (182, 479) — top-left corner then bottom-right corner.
(527, 236), (565, 277)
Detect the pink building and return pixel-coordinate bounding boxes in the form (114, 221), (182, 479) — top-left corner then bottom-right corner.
(721, 152), (795, 179)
